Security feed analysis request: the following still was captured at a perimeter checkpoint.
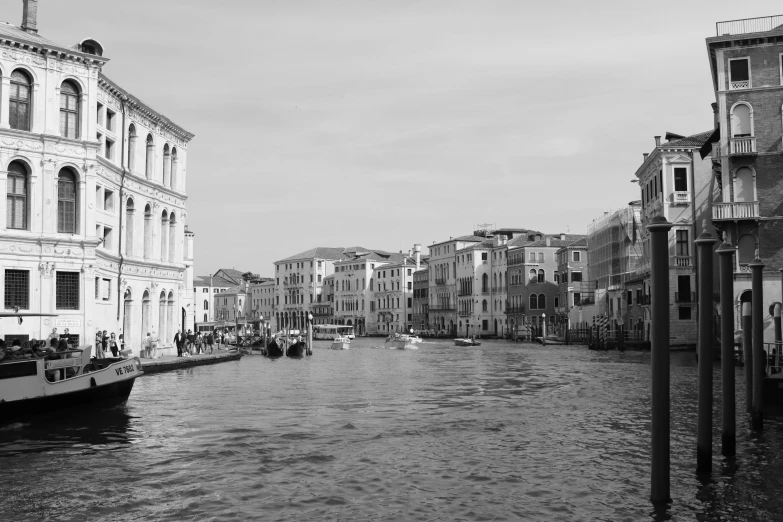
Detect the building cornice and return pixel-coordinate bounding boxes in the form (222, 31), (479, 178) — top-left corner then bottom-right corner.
(95, 156), (188, 207)
(99, 74), (194, 145)
(0, 32), (108, 68)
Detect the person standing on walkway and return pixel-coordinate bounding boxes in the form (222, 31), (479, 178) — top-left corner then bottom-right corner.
(186, 329), (195, 355)
(95, 330), (105, 358)
(150, 330), (159, 359)
(173, 330), (183, 357)
(142, 332), (151, 358)
(195, 332), (203, 355)
(108, 333), (119, 357)
(206, 331), (214, 354)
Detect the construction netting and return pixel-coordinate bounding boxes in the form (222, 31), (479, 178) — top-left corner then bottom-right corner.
(587, 206), (643, 290)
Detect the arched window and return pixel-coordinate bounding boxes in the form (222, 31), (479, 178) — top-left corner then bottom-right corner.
(127, 124), (137, 173)
(529, 269), (537, 283)
(738, 234), (756, 265)
(537, 269), (545, 283)
(168, 212), (177, 262)
(204, 313), (208, 322)
(143, 204), (152, 259)
(60, 80), (80, 139)
(530, 294), (537, 310)
(482, 274), (488, 292)
(125, 198), (134, 256)
(204, 299), (209, 310)
(734, 167), (755, 203)
(9, 70), (32, 131)
(482, 299), (488, 312)
(57, 169), (77, 233)
(145, 134), (154, 180)
(7, 161), (28, 230)
(731, 103), (752, 137)
(163, 144), (171, 187)
(158, 291), (167, 342)
(538, 294), (546, 310)
(171, 148), (178, 190)
(160, 210), (169, 261)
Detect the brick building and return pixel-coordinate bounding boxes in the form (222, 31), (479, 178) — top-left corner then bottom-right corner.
(706, 16), (783, 341)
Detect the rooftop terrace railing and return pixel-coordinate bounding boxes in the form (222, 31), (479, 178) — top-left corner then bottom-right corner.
(716, 15), (783, 36)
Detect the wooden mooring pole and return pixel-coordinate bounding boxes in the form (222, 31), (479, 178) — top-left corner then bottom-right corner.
(742, 302), (753, 412)
(648, 216), (672, 504)
(751, 256), (765, 431)
(717, 238), (736, 456)
(695, 228), (717, 472)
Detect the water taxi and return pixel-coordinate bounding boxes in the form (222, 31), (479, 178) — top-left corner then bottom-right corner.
(454, 338), (481, 347)
(385, 333), (420, 350)
(330, 336), (351, 350)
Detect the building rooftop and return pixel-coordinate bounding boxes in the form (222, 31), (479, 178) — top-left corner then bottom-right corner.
(277, 246), (394, 263)
(714, 15), (783, 37)
(521, 235), (587, 249)
(194, 275), (236, 288)
(430, 235), (485, 248)
(659, 130), (714, 149)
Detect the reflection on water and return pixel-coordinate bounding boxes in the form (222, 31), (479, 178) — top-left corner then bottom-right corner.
(1, 340), (782, 521)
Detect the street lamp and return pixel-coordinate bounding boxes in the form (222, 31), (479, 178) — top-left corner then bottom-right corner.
(542, 313), (547, 345)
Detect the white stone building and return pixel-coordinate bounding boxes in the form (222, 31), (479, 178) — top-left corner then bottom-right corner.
(0, 2), (194, 355)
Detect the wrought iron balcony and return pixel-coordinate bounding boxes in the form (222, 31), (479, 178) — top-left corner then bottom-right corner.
(675, 291), (696, 303)
(716, 15), (783, 36)
(491, 286), (505, 293)
(435, 278), (447, 285)
(429, 305), (455, 311)
(729, 137), (756, 155)
(505, 306), (525, 314)
(458, 310), (471, 317)
(712, 201), (759, 220)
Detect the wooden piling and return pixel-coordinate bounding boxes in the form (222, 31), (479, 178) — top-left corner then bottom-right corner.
(695, 229), (717, 472)
(750, 258), (764, 431)
(648, 216), (672, 504)
(717, 239), (736, 456)
(742, 302), (753, 413)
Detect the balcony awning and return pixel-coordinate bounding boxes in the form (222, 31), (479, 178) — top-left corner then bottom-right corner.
(699, 128), (720, 159)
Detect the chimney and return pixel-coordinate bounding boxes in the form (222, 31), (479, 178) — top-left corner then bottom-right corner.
(654, 136), (661, 147)
(22, 0), (38, 33)
(414, 244), (421, 270)
(536, 233), (542, 241)
(643, 153), (649, 162)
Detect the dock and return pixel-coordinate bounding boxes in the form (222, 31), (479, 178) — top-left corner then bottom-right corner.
(140, 349), (243, 375)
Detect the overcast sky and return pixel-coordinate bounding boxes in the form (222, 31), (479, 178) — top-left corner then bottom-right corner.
(4, 0), (781, 276)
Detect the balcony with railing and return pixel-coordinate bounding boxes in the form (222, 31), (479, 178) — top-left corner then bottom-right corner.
(457, 290), (472, 297)
(675, 291), (696, 303)
(673, 256), (692, 268)
(481, 289), (490, 295)
(729, 137), (756, 155)
(712, 201), (759, 220)
(430, 305), (455, 311)
(716, 15), (783, 36)
(505, 306), (525, 314)
(639, 294), (651, 306)
(458, 310), (471, 317)
(672, 191), (690, 205)
(491, 286), (505, 293)
(435, 278), (448, 286)
(574, 297), (595, 307)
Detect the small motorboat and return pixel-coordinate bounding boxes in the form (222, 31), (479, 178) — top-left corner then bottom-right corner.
(385, 334), (419, 350)
(331, 336), (351, 350)
(454, 338), (481, 347)
(0, 344), (142, 423)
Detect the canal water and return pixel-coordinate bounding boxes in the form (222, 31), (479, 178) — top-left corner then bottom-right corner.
(1, 340), (782, 521)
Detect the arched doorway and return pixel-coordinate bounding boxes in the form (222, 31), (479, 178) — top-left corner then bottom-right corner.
(141, 290), (151, 345)
(158, 291), (167, 342)
(123, 289), (133, 349)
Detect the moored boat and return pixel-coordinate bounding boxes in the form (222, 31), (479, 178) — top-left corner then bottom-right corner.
(330, 336), (351, 350)
(0, 345), (142, 423)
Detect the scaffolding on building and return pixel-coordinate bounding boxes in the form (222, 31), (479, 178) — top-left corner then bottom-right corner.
(587, 204), (643, 293)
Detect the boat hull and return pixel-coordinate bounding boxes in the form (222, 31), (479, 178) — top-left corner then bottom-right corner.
(286, 343), (306, 357)
(330, 342), (350, 350)
(385, 340), (418, 350)
(0, 373), (137, 423)
(454, 339), (480, 346)
(266, 340), (284, 358)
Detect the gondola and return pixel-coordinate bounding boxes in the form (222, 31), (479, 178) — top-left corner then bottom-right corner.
(265, 338), (284, 358)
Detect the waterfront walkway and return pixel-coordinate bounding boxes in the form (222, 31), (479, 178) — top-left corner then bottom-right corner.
(140, 349), (242, 374)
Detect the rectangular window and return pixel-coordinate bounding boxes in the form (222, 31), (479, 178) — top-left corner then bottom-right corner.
(571, 271), (583, 282)
(7, 172), (27, 230)
(676, 230), (689, 257)
(537, 253), (544, 263)
(674, 168), (687, 192)
(407, 282), (412, 290)
(103, 226), (113, 250)
(56, 271), (80, 310)
(105, 138), (115, 160)
(573, 292), (581, 306)
(573, 251), (580, 262)
(729, 58), (750, 90)
(677, 275), (691, 302)
(627, 290), (632, 305)
(481, 252), (488, 261)
(679, 306), (692, 320)
(407, 297), (412, 307)
(4, 269), (29, 310)
(102, 278), (111, 301)
(103, 189), (114, 213)
(106, 109), (115, 131)
(97, 103), (104, 126)
(95, 276), (100, 299)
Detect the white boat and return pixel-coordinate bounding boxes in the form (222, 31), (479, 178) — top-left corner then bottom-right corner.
(0, 344), (142, 423)
(330, 336), (351, 350)
(454, 338), (481, 347)
(385, 334), (420, 350)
